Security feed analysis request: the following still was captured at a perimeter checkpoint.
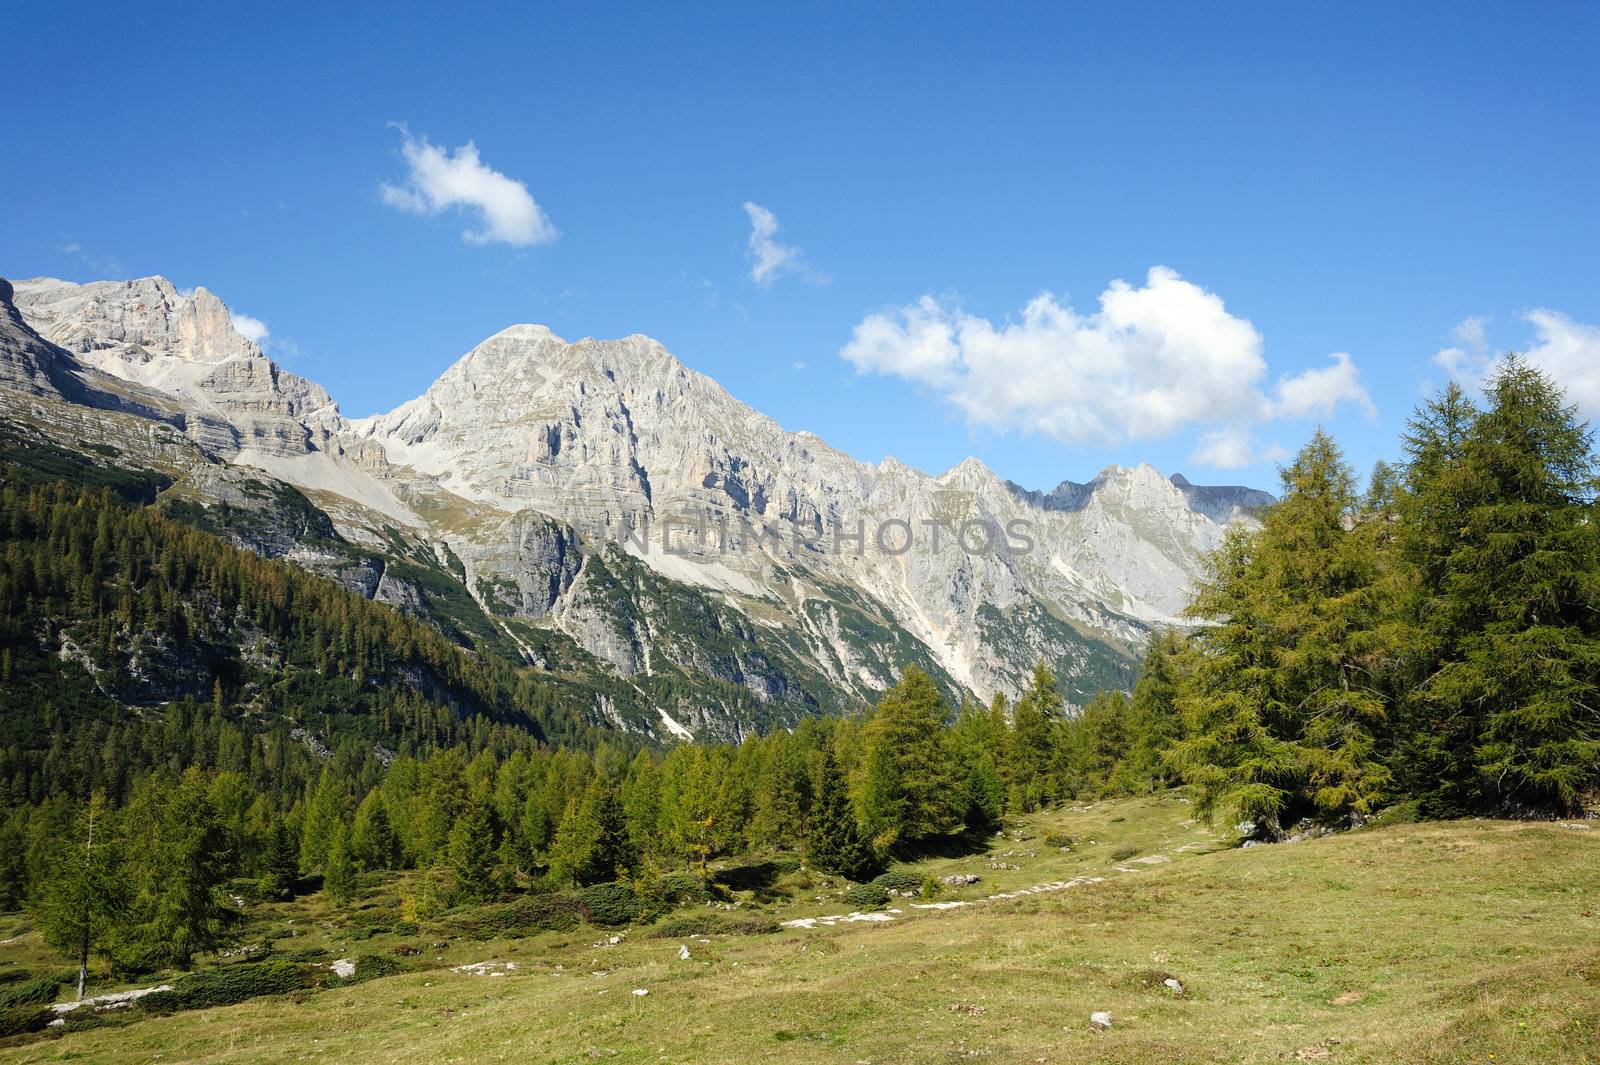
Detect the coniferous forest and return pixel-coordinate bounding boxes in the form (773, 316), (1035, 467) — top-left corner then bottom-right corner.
(1, 357), (1596, 997)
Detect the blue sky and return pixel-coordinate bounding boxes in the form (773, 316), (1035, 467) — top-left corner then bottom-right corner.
(4, 2), (1597, 493)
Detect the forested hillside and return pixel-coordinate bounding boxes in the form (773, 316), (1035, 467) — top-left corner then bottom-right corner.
(0, 475), (614, 809)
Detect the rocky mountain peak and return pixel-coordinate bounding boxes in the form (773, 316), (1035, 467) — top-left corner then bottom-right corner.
(2, 269), (1280, 730)
(13, 275), (260, 365)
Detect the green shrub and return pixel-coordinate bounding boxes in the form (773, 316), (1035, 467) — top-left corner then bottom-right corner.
(517, 892), (586, 933)
(1042, 832), (1077, 850)
(1365, 800), (1423, 829)
(646, 912), (780, 939)
(0, 1004), (51, 1038)
(391, 920), (421, 937)
(445, 901), (524, 940)
(0, 976), (59, 1009)
(713, 861), (781, 892)
(578, 882), (641, 926)
(870, 870), (922, 894)
(648, 872), (712, 907)
(1110, 844), (1139, 861)
(141, 961), (309, 1013)
(918, 875), (943, 900)
(842, 882), (890, 908)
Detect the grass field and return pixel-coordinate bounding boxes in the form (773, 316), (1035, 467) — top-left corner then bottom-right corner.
(3, 794), (1596, 1064)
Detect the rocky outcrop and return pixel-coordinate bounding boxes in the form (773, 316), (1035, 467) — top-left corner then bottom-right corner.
(12, 276), (343, 458)
(0, 277), (70, 397)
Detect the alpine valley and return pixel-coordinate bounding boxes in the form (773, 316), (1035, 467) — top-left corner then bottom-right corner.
(0, 273), (1270, 741)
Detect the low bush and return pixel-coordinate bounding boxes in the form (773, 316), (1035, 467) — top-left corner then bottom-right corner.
(713, 861), (781, 892)
(842, 882), (890, 908)
(1109, 844), (1140, 861)
(1365, 800), (1423, 830)
(1042, 832), (1077, 850)
(141, 961), (309, 1013)
(0, 1004), (51, 1038)
(578, 882), (642, 926)
(646, 912), (780, 939)
(390, 920), (421, 937)
(517, 892), (587, 933)
(0, 976), (59, 1009)
(445, 902), (524, 940)
(648, 872), (713, 907)
(446, 892), (590, 938)
(870, 870), (923, 894)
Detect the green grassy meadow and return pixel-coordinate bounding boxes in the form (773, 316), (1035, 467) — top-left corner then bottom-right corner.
(3, 795), (1595, 1064)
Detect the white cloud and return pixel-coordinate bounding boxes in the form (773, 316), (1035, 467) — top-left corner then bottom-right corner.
(742, 202), (826, 288)
(1190, 425), (1289, 470)
(1271, 352), (1376, 420)
(1434, 310), (1600, 420)
(1433, 315), (1494, 386)
(841, 266), (1372, 447)
(380, 127), (556, 247)
(1523, 310), (1600, 419)
(230, 312), (270, 346)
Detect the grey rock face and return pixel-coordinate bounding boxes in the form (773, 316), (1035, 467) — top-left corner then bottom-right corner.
(12, 276), (341, 458)
(0, 277), (69, 397)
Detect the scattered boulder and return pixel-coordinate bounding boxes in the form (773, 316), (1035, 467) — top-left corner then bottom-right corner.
(1163, 977), (1184, 995)
(631, 988), (649, 997)
(1089, 1011), (1113, 1031)
(677, 945), (691, 961)
(940, 874), (981, 886)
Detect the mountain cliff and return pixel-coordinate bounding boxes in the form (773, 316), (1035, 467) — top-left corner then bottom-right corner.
(0, 273), (1272, 740)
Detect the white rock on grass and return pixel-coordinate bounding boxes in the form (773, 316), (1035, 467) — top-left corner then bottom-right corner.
(678, 945), (691, 960)
(1089, 1011), (1113, 1031)
(329, 959), (357, 979)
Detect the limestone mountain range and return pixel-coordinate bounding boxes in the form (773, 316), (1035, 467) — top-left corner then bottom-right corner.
(0, 273), (1272, 740)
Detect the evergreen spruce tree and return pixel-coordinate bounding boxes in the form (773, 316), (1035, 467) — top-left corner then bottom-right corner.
(323, 823), (357, 905)
(1170, 433), (1392, 834)
(549, 782), (634, 886)
(349, 791), (400, 872)
(948, 698), (1008, 832)
(619, 750), (662, 860)
(1395, 382), (1486, 813)
(590, 785), (635, 882)
(1007, 663), (1064, 810)
(263, 821), (299, 900)
(1431, 358), (1600, 814)
(123, 769), (231, 968)
(807, 747), (880, 881)
(857, 665), (960, 851)
(0, 821), (27, 912)
(1119, 629), (1191, 791)
(447, 800), (500, 900)
(34, 794), (125, 999)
